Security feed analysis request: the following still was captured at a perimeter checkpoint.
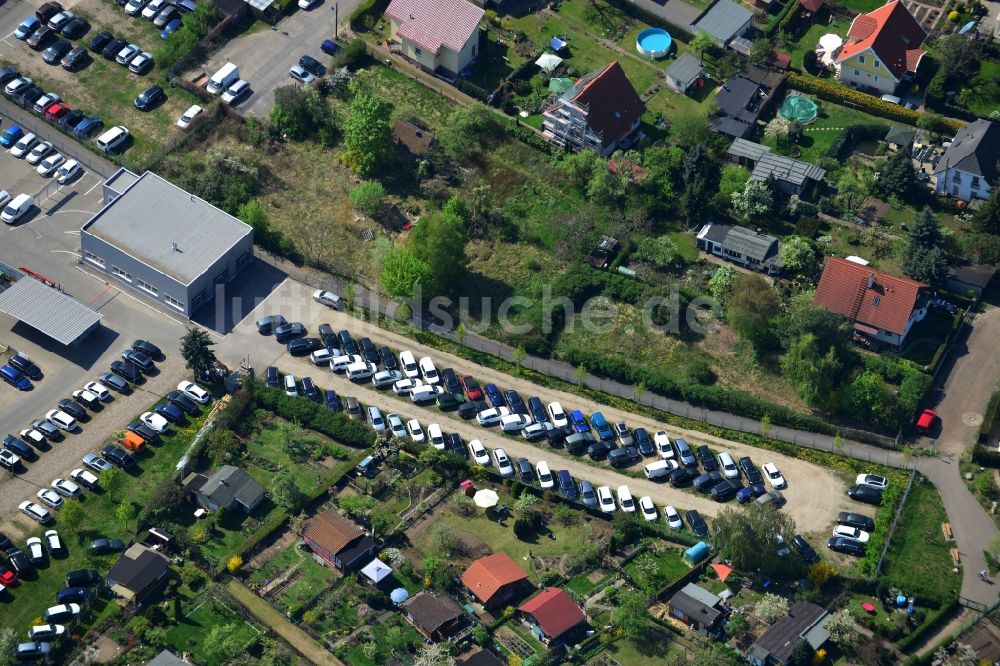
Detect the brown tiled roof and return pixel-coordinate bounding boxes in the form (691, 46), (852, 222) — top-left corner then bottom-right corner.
(461, 552), (529, 604)
(553, 62), (645, 150)
(403, 592), (463, 633)
(813, 257), (926, 335)
(836, 0), (926, 79)
(394, 120), (435, 155)
(303, 509), (365, 556)
(518, 588), (586, 640)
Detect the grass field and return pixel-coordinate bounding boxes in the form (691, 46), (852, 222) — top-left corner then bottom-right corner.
(762, 96), (890, 163)
(623, 547), (689, 586)
(565, 569), (613, 598)
(341, 616), (424, 666)
(597, 628), (690, 665)
(248, 542), (338, 615)
(164, 595), (261, 664)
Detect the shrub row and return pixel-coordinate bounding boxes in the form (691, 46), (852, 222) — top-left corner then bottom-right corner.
(251, 384), (375, 449)
(977, 382), (1000, 444)
(896, 599), (961, 653)
(349, 0), (391, 31)
(859, 472), (909, 577)
(787, 73), (964, 132)
(505, 118), (552, 153)
(764, 0), (799, 37)
(455, 78), (489, 101)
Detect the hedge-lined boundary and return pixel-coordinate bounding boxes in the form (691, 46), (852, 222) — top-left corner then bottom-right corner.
(764, 0), (798, 36)
(896, 599), (962, 653)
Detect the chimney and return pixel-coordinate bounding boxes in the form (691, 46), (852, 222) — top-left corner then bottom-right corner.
(866, 274), (875, 289)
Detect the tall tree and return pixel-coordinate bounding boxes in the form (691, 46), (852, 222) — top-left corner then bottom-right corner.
(409, 212), (468, 297)
(381, 248), (430, 300)
(180, 328), (217, 381)
(781, 333), (843, 410)
(731, 179), (773, 223)
(843, 370), (899, 427)
(972, 186), (1000, 235)
(903, 245), (949, 285)
(727, 273), (779, 349)
(909, 207), (943, 248)
(713, 505), (798, 576)
(690, 30), (715, 60)
(671, 113), (713, 150)
(614, 591), (651, 639)
(877, 150), (916, 198)
(778, 236), (816, 275)
(709, 265), (737, 306)
(438, 103), (495, 161)
(343, 91), (393, 177)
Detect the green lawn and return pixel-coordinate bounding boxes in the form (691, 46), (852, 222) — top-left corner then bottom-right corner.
(469, 25), (528, 92)
(668, 231), (699, 263)
(565, 569), (613, 598)
(249, 418), (356, 496)
(959, 59), (1000, 118)
(599, 630), (689, 665)
(763, 96), (891, 163)
(787, 20), (851, 71)
(623, 547), (689, 586)
(164, 595), (261, 664)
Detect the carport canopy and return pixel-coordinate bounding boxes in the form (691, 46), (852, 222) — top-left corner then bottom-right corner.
(0, 278), (103, 345)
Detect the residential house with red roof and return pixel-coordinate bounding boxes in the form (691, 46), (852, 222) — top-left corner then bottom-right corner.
(460, 552), (532, 610)
(385, 0), (484, 80)
(834, 0), (926, 95)
(813, 257), (929, 348)
(541, 62), (646, 157)
(517, 588), (587, 644)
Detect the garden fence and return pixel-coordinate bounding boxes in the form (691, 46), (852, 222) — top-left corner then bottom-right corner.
(874, 468), (918, 578)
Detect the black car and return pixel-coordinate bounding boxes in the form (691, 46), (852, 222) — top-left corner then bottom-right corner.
(59, 108), (85, 130)
(89, 537), (126, 555)
(98, 371), (130, 394)
(36, 2), (64, 23)
(545, 425), (570, 447)
(134, 84), (165, 111)
(301, 377), (320, 402)
(837, 512), (875, 532)
(88, 30), (113, 52)
(0, 532), (11, 550)
(31, 419), (62, 441)
(127, 421), (159, 443)
(793, 535), (819, 563)
(274, 322), (306, 342)
(17, 86), (44, 107)
(359, 337), (379, 364)
(43, 38), (72, 64)
(61, 45), (88, 70)
(298, 54), (326, 77)
(0, 67), (19, 86)
(667, 466), (698, 488)
(739, 457), (762, 485)
(101, 445), (136, 472)
(3, 435), (36, 461)
(58, 399), (88, 421)
(693, 471), (723, 493)
(167, 391), (199, 415)
(265, 366), (280, 389)
(131, 340), (162, 359)
(122, 349), (154, 372)
(697, 445), (717, 472)
(587, 441), (611, 460)
(827, 536), (866, 557)
(73, 390), (100, 410)
(634, 428), (654, 456)
(317, 323), (336, 349)
(101, 37), (127, 60)
(7, 547), (33, 574)
(441, 368), (461, 395)
(379, 346), (399, 371)
(504, 390), (527, 415)
(110, 360), (142, 383)
(66, 568), (101, 587)
(685, 510), (709, 537)
(457, 400), (486, 420)
(8, 353), (42, 380)
(526, 397), (547, 424)
(608, 446), (640, 468)
(324, 389), (341, 412)
(61, 17), (89, 39)
(56, 586), (93, 604)
(287, 337), (323, 356)
(337, 330), (358, 355)
(710, 479), (742, 502)
(516, 457), (534, 484)
(446, 432), (465, 457)
(255, 314), (287, 335)
(847, 485), (883, 505)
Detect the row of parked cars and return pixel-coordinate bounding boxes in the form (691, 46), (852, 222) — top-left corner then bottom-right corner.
(825, 474), (887, 557)
(116, 0), (195, 39)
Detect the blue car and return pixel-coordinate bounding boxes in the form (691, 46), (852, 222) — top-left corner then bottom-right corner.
(634, 428), (655, 456)
(74, 116), (102, 138)
(0, 125), (23, 148)
(483, 383), (504, 408)
(0, 364), (31, 391)
(155, 403), (184, 423)
(557, 470), (578, 500)
(321, 39), (339, 56)
(736, 483), (766, 503)
(569, 410), (589, 433)
(161, 18), (182, 39)
(15, 17), (39, 41)
(589, 412), (614, 441)
(325, 389), (341, 411)
(527, 396), (547, 424)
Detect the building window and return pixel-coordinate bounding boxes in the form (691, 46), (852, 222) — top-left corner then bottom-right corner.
(858, 55), (865, 64)
(164, 295), (185, 312)
(873, 75), (878, 83)
(854, 69), (861, 76)
(874, 59), (880, 68)
(415, 47), (422, 56)
(111, 266), (132, 283)
(136, 279), (158, 296)
(84, 252), (105, 268)
(953, 171), (962, 182)
(972, 176), (981, 189)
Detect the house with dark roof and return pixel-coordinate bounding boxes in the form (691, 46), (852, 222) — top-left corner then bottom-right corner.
(668, 583), (724, 632)
(542, 62), (646, 157)
(461, 552), (532, 609)
(711, 76), (768, 139)
(302, 509), (378, 572)
(693, 0), (753, 46)
(458, 650), (505, 666)
(517, 588), (587, 644)
(148, 651), (191, 666)
(402, 592), (465, 641)
(945, 261), (996, 296)
(106, 543), (170, 605)
(748, 601), (830, 666)
(727, 139), (827, 195)
(666, 53), (705, 95)
(385, 0), (484, 80)
(934, 119), (1000, 202)
(813, 256), (929, 348)
(394, 119), (436, 157)
(834, 0), (926, 95)
(697, 222), (782, 274)
(884, 123), (916, 151)
(182, 465), (265, 514)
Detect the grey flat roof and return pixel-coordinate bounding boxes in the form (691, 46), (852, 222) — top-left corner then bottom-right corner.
(104, 168), (139, 198)
(667, 53), (704, 86)
(0, 278), (103, 345)
(728, 137), (771, 161)
(695, 0), (753, 42)
(728, 139), (826, 185)
(82, 171), (252, 285)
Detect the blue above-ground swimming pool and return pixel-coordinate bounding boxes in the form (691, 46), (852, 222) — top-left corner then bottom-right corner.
(636, 27), (672, 59)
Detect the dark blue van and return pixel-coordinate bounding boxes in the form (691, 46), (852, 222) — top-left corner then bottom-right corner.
(557, 470), (577, 500)
(0, 364), (31, 390)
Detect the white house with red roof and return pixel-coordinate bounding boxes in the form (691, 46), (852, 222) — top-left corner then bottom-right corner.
(833, 0), (926, 95)
(385, 0), (484, 80)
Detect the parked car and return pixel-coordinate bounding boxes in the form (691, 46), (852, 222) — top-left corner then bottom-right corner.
(589, 412), (614, 441)
(28, 624), (64, 641)
(72, 389), (100, 410)
(379, 346), (398, 371)
(399, 350), (418, 377)
(65, 569), (101, 587)
(46, 409), (77, 431)
(288, 64), (315, 83)
(837, 512), (875, 532)
(101, 445), (136, 472)
(61, 17), (89, 38)
(569, 410), (589, 433)
(832, 525), (870, 543)
(608, 446), (640, 468)
(299, 54), (325, 76)
(461, 376), (483, 401)
(458, 400), (486, 420)
(51, 478), (81, 499)
(70, 468), (100, 491)
(167, 391), (199, 414)
(476, 406), (510, 427)
(856, 474), (888, 490)
(547, 402), (568, 428)
(685, 510), (709, 537)
(717, 452), (739, 479)
(110, 360), (141, 383)
(20, 428), (48, 450)
(287, 337), (323, 356)
(0, 450), (21, 470)
(58, 399), (87, 421)
(43, 603), (81, 623)
(633, 428), (654, 456)
(15, 18), (40, 40)
(19, 500), (52, 524)
(82, 454), (113, 474)
(468, 439), (490, 466)
(556, 470), (576, 499)
(32, 419), (62, 441)
(98, 372), (130, 394)
(15, 642), (51, 661)
(516, 457), (534, 484)
(761, 463), (786, 489)
(663, 505), (683, 529)
(710, 479), (742, 502)
(89, 538), (125, 555)
(8, 353), (42, 380)
(42, 39), (72, 64)
(638, 495), (657, 521)
(25, 537), (45, 564)
(178, 381), (210, 404)
(614, 422), (634, 448)
(792, 535), (818, 563)
(88, 30), (113, 52)
(254, 314), (286, 334)
(492, 448), (514, 477)
(915, 408), (938, 435)
(847, 485), (883, 505)
(739, 457), (762, 485)
(827, 536), (866, 557)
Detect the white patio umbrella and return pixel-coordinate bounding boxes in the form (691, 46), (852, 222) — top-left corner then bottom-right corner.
(819, 33), (843, 54)
(474, 489), (500, 508)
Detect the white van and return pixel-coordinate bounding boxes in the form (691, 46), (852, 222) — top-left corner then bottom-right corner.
(410, 385), (438, 403)
(310, 348), (335, 365)
(346, 360), (375, 381)
(643, 459), (678, 480)
(207, 62), (239, 94)
(717, 451), (739, 479)
(329, 353), (359, 373)
(96, 126), (130, 153)
(283, 374), (297, 396)
(1, 193), (33, 224)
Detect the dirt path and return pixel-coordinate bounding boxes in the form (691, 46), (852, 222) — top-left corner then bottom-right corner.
(226, 579), (344, 666)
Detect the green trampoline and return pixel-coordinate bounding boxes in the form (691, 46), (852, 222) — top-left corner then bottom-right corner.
(779, 95), (818, 124)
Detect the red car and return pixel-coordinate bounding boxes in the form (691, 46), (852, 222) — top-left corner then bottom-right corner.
(915, 409), (938, 434)
(460, 376), (483, 401)
(0, 565), (17, 586)
(45, 102), (70, 121)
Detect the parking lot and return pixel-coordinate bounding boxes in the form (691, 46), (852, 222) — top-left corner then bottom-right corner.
(189, 0), (358, 118)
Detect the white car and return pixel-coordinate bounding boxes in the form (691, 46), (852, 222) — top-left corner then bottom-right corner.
(298, 0), (320, 8)
(5, 77), (32, 95)
(536, 461), (554, 489)
(83, 382), (111, 401)
(418, 357), (439, 384)
(718, 452), (739, 479)
(762, 463), (786, 489)
(48, 9), (74, 28)
(476, 406), (510, 427)
(387, 413), (406, 439)
(427, 423), (445, 450)
(312, 289), (342, 308)
(116, 44), (141, 64)
(639, 496), (657, 521)
(46, 409), (77, 432)
(406, 419), (425, 443)
(399, 351), (419, 378)
(346, 360), (376, 380)
(37, 152), (66, 177)
(468, 439), (490, 465)
(177, 104), (203, 129)
(221, 79), (250, 105)
(25, 140), (52, 165)
(0, 190), (11, 209)
(521, 421), (553, 441)
(856, 474), (888, 490)
(19, 428), (46, 448)
(28, 624), (65, 641)
(617, 485), (635, 513)
(597, 485), (616, 513)
(492, 448), (514, 477)
(37, 488), (63, 509)
(142, 0), (167, 19)
(51, 478), (81, 498)
(96, 126), (130, 154)
(43, 604), (80, 622)
(45, 530), (63, 555)
(289, 64), (316, 83)
(178, 380), (211, 404)
(392, 378), (423, 395)
(654, 431), (674, 459)
(0, 449), (20, 470)
(26, 536), (45, 563)
(546, 401), (568, 428)
(832, 525), (870, 543)
(141, 411), (169, 433)
(70, 468), (100, 490)
(73, 388), (100, 406)
(9, 132), (37, 158)
(128, 52), (153, 73)
(19, 500), (51, 524)
(500, 414), (531, 432)
(663, 505), (683, 529)
(56, 160), (81, 185)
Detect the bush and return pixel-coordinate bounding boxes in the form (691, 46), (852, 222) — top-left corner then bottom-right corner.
(350, 181), (386, 218)
(764, 0), (798, 36)
(349, 0), (391, 31)
(252, 384), (374, 448)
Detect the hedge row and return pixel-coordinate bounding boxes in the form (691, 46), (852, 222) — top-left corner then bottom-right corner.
(349, 0), (391, 31)
(764, 0), (799, 37)
(978, 382), (1000, 444)
(787, 73), (964, 132)
(896, 599), (961, 653)
(251, 384), (375, 449)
